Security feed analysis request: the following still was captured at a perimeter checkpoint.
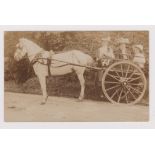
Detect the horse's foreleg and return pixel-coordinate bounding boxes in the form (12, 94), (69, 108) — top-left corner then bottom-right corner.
(77, 73), (85, 101)
(38, 75), (48, 104)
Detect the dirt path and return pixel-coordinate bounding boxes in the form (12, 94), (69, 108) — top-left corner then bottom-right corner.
(4, 92), (149, 122)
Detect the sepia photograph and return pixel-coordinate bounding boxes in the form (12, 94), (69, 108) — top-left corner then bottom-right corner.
(4, 30), (149, 122)
(1, 1), (155, 155)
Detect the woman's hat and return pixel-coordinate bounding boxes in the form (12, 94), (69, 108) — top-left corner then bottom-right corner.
(133, 44), (143, 51)
(117, 38), (130, 44)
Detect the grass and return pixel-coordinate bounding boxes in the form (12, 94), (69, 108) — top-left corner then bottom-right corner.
(4, 71), (103, 101)
(4, 71), (149, 104)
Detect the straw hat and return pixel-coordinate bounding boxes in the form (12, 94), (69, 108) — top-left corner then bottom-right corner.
(118, 38), (130, 44)
(133, 44), (143, 51)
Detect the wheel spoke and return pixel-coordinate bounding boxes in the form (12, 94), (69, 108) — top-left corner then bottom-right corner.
(126, 68), (136, 80)
(125, 92), (129, 104)
(120, 64), (124, 77)
(111, 87), (121, 99)
(122, 87), (129, 103)
(125, 64), (130, 78)
(129, 83), (144, 86)
(117, 88), (123, 103)
(105, 81), (120, 84)
(127, 85), (143, 95)
(121, 87), (129, 97)
(126, 87), (137, 100)
(106, 84), (120, 91)
(128, 76), (142, 83)
(115, 70), (121, 78)
(113, 67), (122, 78)
(109, 69), (122, 78)
(107, 73), (120, 81)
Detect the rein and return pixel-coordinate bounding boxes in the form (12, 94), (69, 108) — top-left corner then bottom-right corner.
(19, 51), (102, 72)
(20, 52), (70, 67)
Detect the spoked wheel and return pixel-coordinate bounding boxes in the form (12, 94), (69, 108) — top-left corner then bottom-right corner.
(102, 61), (147, 104)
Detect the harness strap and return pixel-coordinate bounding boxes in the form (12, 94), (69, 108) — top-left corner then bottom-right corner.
(47, 58), (51, 77)
(47, 51), (54, 77)
(30, 51), (53, 77)
(30, 52), (42, 65)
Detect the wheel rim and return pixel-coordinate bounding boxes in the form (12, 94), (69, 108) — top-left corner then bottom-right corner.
(102, 61), (147, 104)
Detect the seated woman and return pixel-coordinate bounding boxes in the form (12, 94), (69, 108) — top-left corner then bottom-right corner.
(132, 44), (146, 69)
(114, 37), (132, 60)
(95, 36), (114, 98)
(96, 36), (114, 67)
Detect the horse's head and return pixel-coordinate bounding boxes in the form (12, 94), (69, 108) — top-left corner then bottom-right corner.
(14, 48), (27, 61)
(14, 38), (28, 61)
(14, 38), (43, 61)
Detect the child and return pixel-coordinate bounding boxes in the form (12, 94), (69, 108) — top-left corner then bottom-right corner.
(132, 44), (146, 69)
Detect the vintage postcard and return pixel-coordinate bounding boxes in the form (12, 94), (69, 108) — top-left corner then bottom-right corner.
(1, 26), (154, 128)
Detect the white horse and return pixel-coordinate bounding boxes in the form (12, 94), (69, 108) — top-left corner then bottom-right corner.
(14, 38), (94, 104)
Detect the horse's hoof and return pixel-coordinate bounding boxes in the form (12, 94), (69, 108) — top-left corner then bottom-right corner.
(41, 102), (46, 105)
(45, 96), (49, 101)
(77, 98), (83, 102)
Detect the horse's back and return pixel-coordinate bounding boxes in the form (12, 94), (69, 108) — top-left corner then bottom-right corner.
(71, 50), (94, 65)
(52, 50), (94, 66)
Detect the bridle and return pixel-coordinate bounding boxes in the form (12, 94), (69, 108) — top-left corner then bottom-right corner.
(15, 42), (54, 76)
(16, 46), (49, 65)
(25, 51), (53, 76)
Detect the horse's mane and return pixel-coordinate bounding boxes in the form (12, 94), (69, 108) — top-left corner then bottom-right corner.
(20, 38), (44, 54)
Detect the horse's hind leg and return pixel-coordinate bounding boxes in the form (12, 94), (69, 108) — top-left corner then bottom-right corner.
(77, 72), (85, 101)
(38, 75), (48, 105)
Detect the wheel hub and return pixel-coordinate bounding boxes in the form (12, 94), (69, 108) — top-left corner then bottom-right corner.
(119, 77), (128, 86)
(123, 81), (127, 86)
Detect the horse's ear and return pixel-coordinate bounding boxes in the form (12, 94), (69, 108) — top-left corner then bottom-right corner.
(19, 37), (25, 41)
(19, 38), (23, 42)
(16, 43), (19, 48)
(18, 38), (25, 48)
